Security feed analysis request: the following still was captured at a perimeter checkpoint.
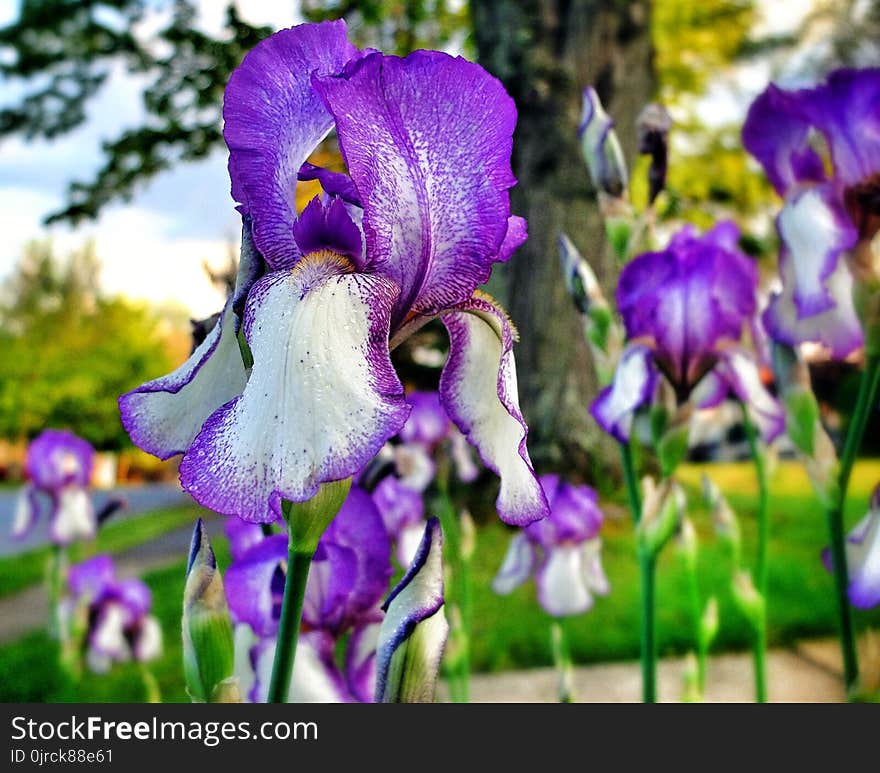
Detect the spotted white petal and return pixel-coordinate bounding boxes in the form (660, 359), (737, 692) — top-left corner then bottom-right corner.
(180, 256), (409, 522)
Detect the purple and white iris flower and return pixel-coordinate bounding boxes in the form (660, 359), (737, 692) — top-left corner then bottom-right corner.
(13, 430), (98, 546)
(742, 68), (880, 359)
(63, 555), (162, 673)
(226, 486), (392, 702)
(590, 222), (785, 444)
(822, 484), (880, 609)
(492, 475), (609, 617)
(118, 20), (548, 530)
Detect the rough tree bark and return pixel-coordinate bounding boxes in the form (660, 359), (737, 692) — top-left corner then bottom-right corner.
(471, 0), (655, 482)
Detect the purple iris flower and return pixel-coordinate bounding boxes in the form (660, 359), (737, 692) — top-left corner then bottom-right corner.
(118, 20), (548, 529)
(63, 555), (162, 673)
(590, 222), (785, 443)
(492, 475), (610, 617)
(742, 68), (880, 359)
(13, 430), (97, 546)
(225, 485), (392, 702)
(822, 484), (880, 609)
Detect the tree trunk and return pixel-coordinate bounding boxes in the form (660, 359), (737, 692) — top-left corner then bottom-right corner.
(471, 0), (655, 482)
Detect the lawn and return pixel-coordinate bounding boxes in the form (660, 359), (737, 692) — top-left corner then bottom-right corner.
(2, 460), (880, 702)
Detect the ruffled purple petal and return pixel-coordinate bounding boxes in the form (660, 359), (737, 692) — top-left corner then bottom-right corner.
(314, 50), (518, 327)
(742, 83), (826, 195)
(26, 430), (95, 491)
(801, 68), (880, 188)
(617, 222), (757, 391)
(438, 293), (549, 526)
(119, 300), (248, 461)
(590, 343), (658, 443)
(68, 554), (116, 601)
(223, 20), (360, 269)
(527, 475), (603, 547)
(224, 535), (288, 637)
(302, 542), (359, 632)
(495, 216), (528, 263)
(113, 577), (152, 621)
(179, 257), (408, 522)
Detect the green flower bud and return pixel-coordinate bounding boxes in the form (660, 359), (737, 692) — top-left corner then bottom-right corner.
(638, 477), (686, 558)
(182, 519), (241, 703)
(282, 477), (352, 553)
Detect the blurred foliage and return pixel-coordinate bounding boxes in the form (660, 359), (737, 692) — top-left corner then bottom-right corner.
(0, 239), (184, 449)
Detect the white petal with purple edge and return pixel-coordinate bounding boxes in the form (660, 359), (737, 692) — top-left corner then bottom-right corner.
(777, 186), (856, 318)
(51, 487), (96, 545)
(582, 538), (610, 596)
(715, 349), (785, 443)
(537, 545), (594, 617)
(11, 486), (38, 539)
(590, 344), (657, 443)
(439, 294), (549, 526)
(398, 522), (427, 568)
(134, 617), (163, 662)
(91, 603), (130, 662)
(845, 510), (880, 609)
(119, 301), (248, 460)
(491, 531), (536, 595)
(180, 258), (408, 522)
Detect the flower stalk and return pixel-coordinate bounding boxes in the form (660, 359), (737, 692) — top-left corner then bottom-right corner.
(741, 402), (770, 703)
(550, 620), (574, 703)
(827, 353), (880, 691)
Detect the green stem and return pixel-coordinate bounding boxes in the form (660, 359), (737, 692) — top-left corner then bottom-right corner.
(827, 353), (880, 691)
(266, 530), (314, 704)
(140, 664), (162, 703)
(48, 544), (65, 640)
(436, 476), (470, 703)
(685, 565), (704, 699)
(550, 620), (574, 703)
(620, 442), (656, 702)
(741, 402), (769, 703)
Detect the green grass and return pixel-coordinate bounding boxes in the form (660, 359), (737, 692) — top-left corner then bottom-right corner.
(0, 503), (210, 598)
(2, 459), (880, 701)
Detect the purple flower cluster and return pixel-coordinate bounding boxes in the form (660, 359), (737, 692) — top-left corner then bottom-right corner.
(63, 555), (162, 673)
(13, 430), (97, 546)
(743, 68), (880, 358)
(224, 487), (391, 702)
(591, 222), (784, 444)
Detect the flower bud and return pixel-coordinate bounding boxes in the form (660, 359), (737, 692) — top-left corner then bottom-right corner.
(580, 86), (629, 203)
(638, 477), (686, 557)
(375, 518), (449, 703)
(699, 597), (720, 651)
(182, 519), (241, 703)
(636, 102), (672, 206)
(731, 570), (765, 631)
(702, 474), (742, 565)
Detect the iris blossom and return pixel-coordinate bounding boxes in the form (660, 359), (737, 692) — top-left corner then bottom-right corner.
(13, 430), (100, 546)
(63, 555), (162, 673)
(742, 68), (880, 358)
(590, 222), (784, 444)
(226, 486), (392, 702)
(492, 475), (609, 617)
(822, 484), (880, 609)
(119, 20), (548, 529)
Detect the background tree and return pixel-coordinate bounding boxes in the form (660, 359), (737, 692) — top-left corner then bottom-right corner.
(0, 240), (185, 449)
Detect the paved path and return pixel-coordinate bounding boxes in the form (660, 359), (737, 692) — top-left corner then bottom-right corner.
(0, 515), (222, 643)
(0, 484), (191, 556)
(456, 641), (848, 702)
